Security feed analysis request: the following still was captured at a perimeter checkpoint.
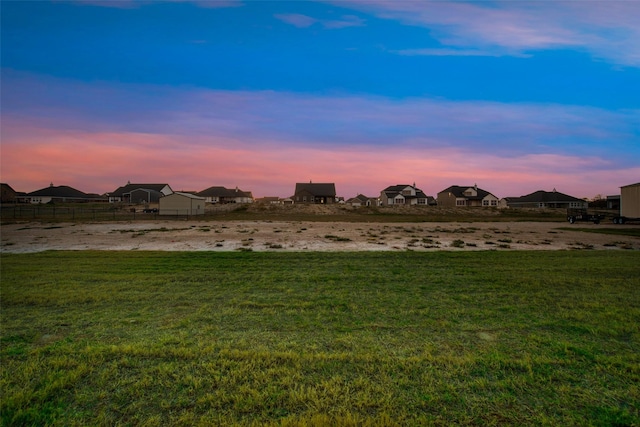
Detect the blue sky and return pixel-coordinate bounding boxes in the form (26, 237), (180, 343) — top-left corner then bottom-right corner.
(2, 0), (639, 198)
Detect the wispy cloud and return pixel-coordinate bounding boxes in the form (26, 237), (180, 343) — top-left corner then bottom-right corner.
(274, 13), (317, 28)
(3, 122), (637, 199)
(68, 0), (243, 9)
(333, 0), (640, 67)
(392, 48), (529, 58)
(275, 12), (364, 29)
(2, 71), (638, 197)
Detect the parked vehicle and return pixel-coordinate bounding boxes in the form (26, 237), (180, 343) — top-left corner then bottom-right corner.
(566, 208), (604, 224)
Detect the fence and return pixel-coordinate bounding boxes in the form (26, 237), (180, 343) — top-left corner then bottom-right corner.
(0, 206), (209, 221)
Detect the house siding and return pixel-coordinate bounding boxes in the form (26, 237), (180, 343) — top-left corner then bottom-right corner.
(436, 191), (457, 207)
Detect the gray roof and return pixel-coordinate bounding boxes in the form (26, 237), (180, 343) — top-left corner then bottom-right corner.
(28, 185), (96, 199)
(168, 192), (205, 200)
(508, 190), (584, 204)
(347, 194), (375, 203)
(197, 186), (252, 198)
(382, 184), (429, 199)
(110, 183), (170, 197)
(294, 183), (336, 196)
(439, 185), (495, 200)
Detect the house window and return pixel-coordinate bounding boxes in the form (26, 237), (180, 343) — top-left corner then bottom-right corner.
(483, 200), (489, 206)
(303, 196), (307, 202)
(491, 200), (497, 206)
(456, 200), (466, 206)
(418, 199), (426, 205)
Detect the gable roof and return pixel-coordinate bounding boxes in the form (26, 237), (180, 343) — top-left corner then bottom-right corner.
(509, 190), (585, 204)
(167, 191), (205, 200)
(1, 183), (16, 193)
(347, 194), (375, 203)
(382, 184), (428, 199)
(382, 184), (414, 193)
(294, 183), (336, 196)
(439, 185), (495, 200)
(110, 183), (170, 197)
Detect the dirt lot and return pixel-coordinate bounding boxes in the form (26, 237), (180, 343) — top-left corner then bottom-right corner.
(2, 220), (638, 253)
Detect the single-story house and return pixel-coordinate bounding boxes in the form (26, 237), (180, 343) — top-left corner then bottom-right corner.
(503, 189), (587, 209)
(380, 184), (433, 206)
(346, 194), (379, 207)
(196, 186), (254, 204)
(292, 182), (336, 204)
(158, 192), (205, 216)
(109, 182), (173, 203)
(437, 185), (499, 207)
(255, 197), (282, 204)
(20, 183), (106, 204)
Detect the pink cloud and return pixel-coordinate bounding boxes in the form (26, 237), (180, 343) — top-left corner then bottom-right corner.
(2, 72), (636, 200)
(2, 121), (635, 200)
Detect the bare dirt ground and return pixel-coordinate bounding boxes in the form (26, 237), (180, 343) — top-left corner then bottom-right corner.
(2, 220), (639, 253)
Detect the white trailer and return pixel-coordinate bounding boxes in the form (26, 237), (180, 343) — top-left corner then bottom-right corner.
(613, 183), (640, 224)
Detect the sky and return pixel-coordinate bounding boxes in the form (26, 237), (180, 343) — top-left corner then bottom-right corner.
(1, 0), (639, 199)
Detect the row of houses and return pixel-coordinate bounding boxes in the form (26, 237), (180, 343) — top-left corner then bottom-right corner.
(3, 180), (610, 212)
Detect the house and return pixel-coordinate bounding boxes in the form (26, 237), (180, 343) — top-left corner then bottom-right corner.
(292, 182), (336, 204)
(158, 192), (205, 216)
(346, 194), (379, 207)
(380, 184), (433, 206)
(108, 182), (172, 203)
(22, 183), (106, 204)
(620, 183), (640, 218)
(255, 196), (282, 204)
(437, 184), (499, 207)
(503, 189), (587, 209)
(196, 186), (254, 204)
(1, 183), (17, 203)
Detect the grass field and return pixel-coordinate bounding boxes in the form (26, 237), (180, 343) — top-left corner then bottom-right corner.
(1, 251), (639, 426)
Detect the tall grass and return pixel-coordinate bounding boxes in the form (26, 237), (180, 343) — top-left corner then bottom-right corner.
(1, 251), (639, 426)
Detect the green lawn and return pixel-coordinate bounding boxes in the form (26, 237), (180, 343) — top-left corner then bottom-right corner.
(1, 251), (639, 426)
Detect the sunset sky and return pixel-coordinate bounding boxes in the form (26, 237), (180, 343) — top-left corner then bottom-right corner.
(2, 0), (639, 199)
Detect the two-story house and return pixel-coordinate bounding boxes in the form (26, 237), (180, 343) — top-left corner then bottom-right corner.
(437, 185), (499, 207)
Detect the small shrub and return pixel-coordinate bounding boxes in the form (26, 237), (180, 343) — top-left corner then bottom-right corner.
(451, 239), (465, 248)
